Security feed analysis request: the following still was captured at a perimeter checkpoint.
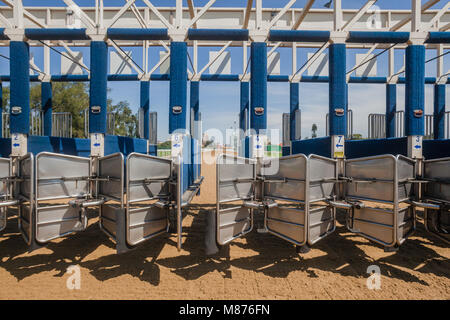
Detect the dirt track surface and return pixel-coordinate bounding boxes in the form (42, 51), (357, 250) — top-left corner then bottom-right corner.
(0, 151), (449, 300)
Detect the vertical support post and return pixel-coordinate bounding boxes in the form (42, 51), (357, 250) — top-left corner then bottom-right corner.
(386, 84), (396, 138)
(10, 40), (30, 156)
(250, 42), (267, 134)
(42, 81), (52, 136)
(329, 43), (347, 158)
(169, 41), (187, 135)
(140, 80), (150, 139)
(89, 40), (108, 157)
(405, 44), (425, 158)
(433, 84), (445, 140)
(289, 82), (299, 141)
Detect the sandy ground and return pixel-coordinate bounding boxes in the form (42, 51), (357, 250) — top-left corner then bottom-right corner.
(0, 151), (449, 300)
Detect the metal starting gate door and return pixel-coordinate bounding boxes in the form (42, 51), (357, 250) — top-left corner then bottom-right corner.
(422, 158), (450, 244)
(343, 155), (416, 248)
(215, 153), (338, 248)
(0, 157), (13, 232)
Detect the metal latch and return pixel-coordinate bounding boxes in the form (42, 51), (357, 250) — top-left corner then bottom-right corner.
(91, 106), (101, 114)
(413, 109), (423, 118)
(172, 106), (182, 114)
(11, 106), (22, 115)
(254, 107), (264, 115)
(335, 108), (345, 116)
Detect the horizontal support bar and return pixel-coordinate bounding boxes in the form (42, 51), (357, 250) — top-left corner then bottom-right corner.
(0, 75), (448, 84)
(268, 30), (330, 42)
(107, 28), (169, 40)
(25, 28), (90, 40)
(347, 31), (410, 43)
(426, 32), (450, 44)
(188, 28), (249, 41)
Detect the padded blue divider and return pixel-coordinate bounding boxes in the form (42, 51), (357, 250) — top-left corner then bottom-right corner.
(423, 139), (450, 159)
(328, 43), (347, 136)
(41, 82), (52, 136)
(282, 146), (290, 156)
(433, 84), (446, 139)
(250, 42), (267, 133)
(148, 144), (157, 156)
(291, 137), (331, 158)
(9, 41), (30, 134)
(25, 28), (89, 40)
(0, 138), (11, 157)
(169, 42), (187, 133)
(140, 81), (150, 139)
(405, 45), (425, 136)
(0, 82), (2, 137)
(345, 137), (408, 159)
(290, 82), (299, 141)
(89, 41), (108, 134)
(240, 81), (249, 132)
(386, 84), (396, 138)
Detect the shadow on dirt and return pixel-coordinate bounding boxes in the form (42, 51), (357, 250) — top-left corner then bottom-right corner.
(0, 205), (448, 286)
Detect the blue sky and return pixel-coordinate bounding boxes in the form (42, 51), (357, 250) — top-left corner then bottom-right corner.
(0, 1), (449, 141)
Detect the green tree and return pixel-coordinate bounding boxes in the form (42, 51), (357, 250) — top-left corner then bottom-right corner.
(311, 123), (318, 138)
(25, 82), (138, 138)
(1, 86), (10, 111)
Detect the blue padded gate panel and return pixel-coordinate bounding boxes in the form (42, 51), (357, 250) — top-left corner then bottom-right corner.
(423, 139), (450, 159)
(41, 82), (52, 136)
(169, 42), (187, 133)
(140, 81), (150, 139)
(328, 43), (347, 136)
(405, 45), (425, 136)
(250, 42), (267, 133)
(291, 137), (331, 158)
(345, 137), (408, 159)
(9, 41), (30, 134)
(240, 81), (249, 132)
(290, 82), (299, 141)
(386, 84), (396, 138)
(433, 84), (446, 140)
(89, 41), (108, 134)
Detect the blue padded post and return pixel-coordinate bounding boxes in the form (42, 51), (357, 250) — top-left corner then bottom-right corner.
(169, 42), (187, 133)
(250, 42), (267, 133)
(386, 84), (396, 138)
(42, 81), (52, 136)
(433, 84), (446, 139)
(140, 81), (150, 139)
(405, 45), (425, 136)
(290, 82), (299, 141)
(89, 41), (108, 134)
(328, 43), (347, 136)
(239, 81), (249, 133)
(10, 41), (30, 134)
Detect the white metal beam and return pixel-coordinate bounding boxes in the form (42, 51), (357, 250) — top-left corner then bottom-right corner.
(243, 0), (253, 29)
(62, 0), (96, 29)
(292, 0), (315, 30)
(187, 0), (197, 28)
(342, 0), (378, 31)
(268, 0), (297, 29)
(197, 41), (232, 76)
(109, 40), (143, 76)
(187, 0), (217, 29)
(108, 0), (137, 28)
(440, 22), (450, 31)
(390, 0), (440, 31)
(334, 0), (343, 31)
(423, 2), (450, 30)
(142, 0), (172, 29)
